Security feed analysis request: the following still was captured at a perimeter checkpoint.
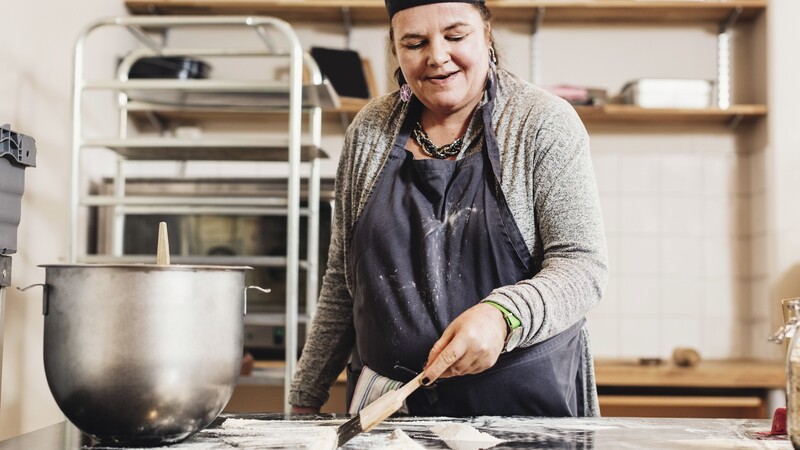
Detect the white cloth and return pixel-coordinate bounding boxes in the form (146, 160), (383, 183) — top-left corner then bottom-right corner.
(348, 366), (409, 415)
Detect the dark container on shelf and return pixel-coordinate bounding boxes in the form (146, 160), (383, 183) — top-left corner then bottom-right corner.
(128, 56), (211, 80)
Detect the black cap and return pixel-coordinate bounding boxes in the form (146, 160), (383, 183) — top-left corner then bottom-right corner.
(385, 0), (485, 19)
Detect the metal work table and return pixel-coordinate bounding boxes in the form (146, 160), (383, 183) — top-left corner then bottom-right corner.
(0, 413), (789, 449)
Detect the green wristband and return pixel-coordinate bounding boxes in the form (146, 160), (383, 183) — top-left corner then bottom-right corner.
(484, 301), (521, 329)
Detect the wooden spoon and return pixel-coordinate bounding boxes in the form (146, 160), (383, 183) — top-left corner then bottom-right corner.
(156, 221), (170, 266)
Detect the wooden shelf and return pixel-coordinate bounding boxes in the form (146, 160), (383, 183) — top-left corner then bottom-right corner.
(598, 394), (766, 419)
(125, 1), (766, 24)
(594, 358), (785, 389)
(574, 104), (767, 126)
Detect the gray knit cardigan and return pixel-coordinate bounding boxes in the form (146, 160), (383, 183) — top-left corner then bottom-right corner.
(289, 69), (608, 416)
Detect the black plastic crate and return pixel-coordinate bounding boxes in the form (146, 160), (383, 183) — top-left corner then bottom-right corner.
(0, 124), (37, 255)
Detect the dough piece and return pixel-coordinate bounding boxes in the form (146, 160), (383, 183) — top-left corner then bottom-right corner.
(430, 423), (503, 450)
(385, 429), (426, 449)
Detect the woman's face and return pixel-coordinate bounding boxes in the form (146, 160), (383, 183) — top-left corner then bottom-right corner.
(392, 3), (490, 117)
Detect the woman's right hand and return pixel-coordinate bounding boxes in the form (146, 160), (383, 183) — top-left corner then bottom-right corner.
(290, 405), (321, 414)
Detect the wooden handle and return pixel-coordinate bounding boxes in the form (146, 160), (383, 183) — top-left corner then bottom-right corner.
(360, 372), (425, 432)
(157, 222), (170, 265)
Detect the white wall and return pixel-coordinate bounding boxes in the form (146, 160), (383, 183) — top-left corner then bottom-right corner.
(1, 0), (797, 439)
(765, 0), (800, 345)
(0, 0), (127, 438)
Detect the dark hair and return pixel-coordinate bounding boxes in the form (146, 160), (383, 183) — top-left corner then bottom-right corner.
(389, 3), (496, 88)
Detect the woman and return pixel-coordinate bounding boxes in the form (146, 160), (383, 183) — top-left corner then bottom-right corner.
(290, 0), (608, 417)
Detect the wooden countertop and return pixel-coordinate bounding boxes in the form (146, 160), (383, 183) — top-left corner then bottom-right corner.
(594, 358), (786, 389)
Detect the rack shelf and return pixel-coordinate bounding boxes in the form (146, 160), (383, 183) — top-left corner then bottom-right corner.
(88, 79), (340, 111)
(71, 16), (325, 411)
(125, 0), (766, 24)
(126, 95), (367, 128)
(574, 104), (767, 126)
(83, 137), (327, 161)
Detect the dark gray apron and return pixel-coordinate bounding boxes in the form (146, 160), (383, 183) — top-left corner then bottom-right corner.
(347, 78), (586, 417)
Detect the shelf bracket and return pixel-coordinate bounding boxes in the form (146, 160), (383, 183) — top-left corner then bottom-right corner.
(727, 113), (744, 130)
(716, 7), (742, 110)
(341, 7), (354, 49)
(142, 111), (168, 136)
(719, 7), (743, 35)
(530, 6), (545, 85)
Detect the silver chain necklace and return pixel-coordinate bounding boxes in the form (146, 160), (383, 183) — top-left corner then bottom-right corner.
(411, 122), (464, 159)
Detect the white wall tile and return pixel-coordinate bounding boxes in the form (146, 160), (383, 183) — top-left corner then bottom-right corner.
(660, 236), (703, 276)
(660, 316), (702, 356)
(592, 154), (620, 194)
(594, 273), (619, 316)
(619, 237), (659, 275)
(750, 278), (774, 321)
(701, 279), (736, 319)
(606, 235), (620, 275)
(619, 155), (660, 194)
(660, 277), (702, 316)
(703, 238), (733, 278)
(618, 195), (660, 234)
(774, 227), (800, 275)
(750, 318), (783, 360)
(702, 154), (734, 196)
(618, 316), (661, 358)
(660, 195), (702, 236)
(701, 195), (731, 238)
(659, 154), (704, 195)
(586, 315), (619, 357)
(618, 276), (660, 315)
(700, 318), (742, 359)
(599, 194), (619, 235)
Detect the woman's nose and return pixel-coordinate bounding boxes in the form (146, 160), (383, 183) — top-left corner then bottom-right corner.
(427, 38), (450, 66)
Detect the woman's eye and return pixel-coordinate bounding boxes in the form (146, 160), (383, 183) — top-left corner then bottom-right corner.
(447, 35), (466, 42)
(405, 41), (424, 50)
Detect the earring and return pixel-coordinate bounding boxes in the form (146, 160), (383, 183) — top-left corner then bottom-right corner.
(489, 47), (497, 66)
(400, 83), (412, 102)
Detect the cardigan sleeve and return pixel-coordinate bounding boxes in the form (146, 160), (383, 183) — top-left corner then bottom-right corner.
(482, 90), (609, 347)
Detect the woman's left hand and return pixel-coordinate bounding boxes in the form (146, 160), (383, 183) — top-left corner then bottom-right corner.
(421, 302), (507, 383)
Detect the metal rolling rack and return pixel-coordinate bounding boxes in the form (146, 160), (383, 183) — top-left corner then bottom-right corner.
(70, 16), (337, 410)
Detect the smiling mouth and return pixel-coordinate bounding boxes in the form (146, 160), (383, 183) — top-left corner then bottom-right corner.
(427, 71), (458, 81)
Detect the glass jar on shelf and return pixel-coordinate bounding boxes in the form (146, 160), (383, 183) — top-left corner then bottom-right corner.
(772, 297), (800, 449)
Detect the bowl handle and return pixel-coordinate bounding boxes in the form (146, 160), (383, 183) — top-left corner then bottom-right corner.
(244, 286), (271, 316)
(17, 283), (48, 315)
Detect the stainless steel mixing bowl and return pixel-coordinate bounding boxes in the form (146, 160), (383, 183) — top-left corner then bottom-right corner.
(38, 263), (249, 447)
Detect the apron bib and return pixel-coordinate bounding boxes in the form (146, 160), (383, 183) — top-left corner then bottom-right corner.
(347, 90), (585, 417)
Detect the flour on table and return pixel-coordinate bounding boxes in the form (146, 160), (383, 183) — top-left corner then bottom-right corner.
(348, 428), (427, 449)
(430, 423), (503, 450)
(214, 418), (337, 450)
(387, 429), (426, 449)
